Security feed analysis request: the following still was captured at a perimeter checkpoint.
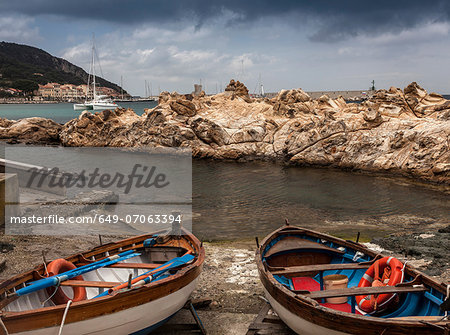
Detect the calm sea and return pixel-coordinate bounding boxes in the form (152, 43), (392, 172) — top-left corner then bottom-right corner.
(2, 96), (448, 124)
(4, 145), (449, 240)
(0, 101), (158, 124)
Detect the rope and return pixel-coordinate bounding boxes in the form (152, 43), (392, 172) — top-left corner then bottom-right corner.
(58, 300), (72, 335)
(0, 317), (8, 335)
(43, 261), (49, 277)
(446, 284), (449, 319)
(41, 277), (61, 306)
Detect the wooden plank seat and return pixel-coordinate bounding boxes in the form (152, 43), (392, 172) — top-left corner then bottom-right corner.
(271, 262), (371, 276)
(298, 285), (428, 300)
(265, 238), (344, 258)
(76, 262), (161, 270)
(295, 284), (428, 314)
(59, 280), (121, 288)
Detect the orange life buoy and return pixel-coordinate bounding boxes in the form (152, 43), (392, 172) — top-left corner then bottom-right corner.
(355, 256), (403, 314)
(46, 259), (87, 305)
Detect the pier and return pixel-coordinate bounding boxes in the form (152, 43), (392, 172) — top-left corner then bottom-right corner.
(265, 90), (375, 100)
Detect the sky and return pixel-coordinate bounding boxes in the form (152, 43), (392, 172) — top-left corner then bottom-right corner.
(1, 0), (450, 96)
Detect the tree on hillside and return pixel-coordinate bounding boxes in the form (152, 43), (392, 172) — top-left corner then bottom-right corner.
(13, 79), (39, 94)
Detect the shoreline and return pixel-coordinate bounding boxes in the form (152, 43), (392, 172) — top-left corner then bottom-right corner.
(0, 233), (447, 334)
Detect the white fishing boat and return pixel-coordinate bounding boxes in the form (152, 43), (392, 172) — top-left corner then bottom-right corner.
(0, 227), (204, 334)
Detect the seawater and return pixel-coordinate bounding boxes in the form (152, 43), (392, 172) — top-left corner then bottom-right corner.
(0, 101), (158, 124)
(4, 145), (449, 240)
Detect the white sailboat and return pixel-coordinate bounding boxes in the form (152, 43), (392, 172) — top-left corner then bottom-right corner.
(74, 40), (120, 111)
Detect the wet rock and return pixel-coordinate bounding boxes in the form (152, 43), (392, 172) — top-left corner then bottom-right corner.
(438, 225), (450, 233)
(0, 242), (14, 253)
(0, 117), (61, 144)
(372, 228), (450, 276)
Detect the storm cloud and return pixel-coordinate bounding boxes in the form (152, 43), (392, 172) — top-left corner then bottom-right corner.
(2, 0), (450, 42)
(1, 1), (450, 95)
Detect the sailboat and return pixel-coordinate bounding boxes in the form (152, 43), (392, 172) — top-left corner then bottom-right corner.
(74, 40), (120, 111)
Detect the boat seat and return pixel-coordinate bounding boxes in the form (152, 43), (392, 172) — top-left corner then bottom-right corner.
(300, 284), (428, 300)
(60, 280), (121, 288)
(265, 238), (344, 258)
(271, 262), (371, 276)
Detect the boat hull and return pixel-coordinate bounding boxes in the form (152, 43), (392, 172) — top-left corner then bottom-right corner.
(73, 103), (93, 110)
(13, 279), (198, 335)
(256, 225), (448, 335)
(263, 287), (348, 335)
(92, 103), (118, 110)
(1, 230), (204, 334)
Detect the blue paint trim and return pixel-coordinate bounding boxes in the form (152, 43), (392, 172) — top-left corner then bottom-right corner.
(129, 311), (177, 335)
(263, 232), (446, 318)
(424, 291), (444, 306)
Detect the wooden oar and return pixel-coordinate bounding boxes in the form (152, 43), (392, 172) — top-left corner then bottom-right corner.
(93, 252), (194, 299)
(11, 252), (140, 298)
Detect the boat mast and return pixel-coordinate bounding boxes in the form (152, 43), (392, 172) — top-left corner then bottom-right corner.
(92, 40), (97, 101)
(121, 75), (124, 99)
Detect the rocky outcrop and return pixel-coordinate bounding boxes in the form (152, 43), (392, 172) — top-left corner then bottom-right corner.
(1, 81), (449, 184)
(224, 79), (251, 102)
(0, 117), (61, 144)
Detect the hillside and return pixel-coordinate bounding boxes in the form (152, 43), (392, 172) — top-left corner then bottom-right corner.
(0, 42), (126, 94)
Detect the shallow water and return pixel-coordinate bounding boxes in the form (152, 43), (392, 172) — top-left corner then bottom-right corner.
(192, 160), (449, 240)
(1, 139), (449, 240)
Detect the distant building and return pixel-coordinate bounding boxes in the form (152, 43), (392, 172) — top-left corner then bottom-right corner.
(36, 82), (118, 100)
(4, 88), (22, 95)
(96, 86), (120, 98)
(193, 84), (203, 96)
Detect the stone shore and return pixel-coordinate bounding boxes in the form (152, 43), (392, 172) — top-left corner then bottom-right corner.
(1, 80), (449, 184)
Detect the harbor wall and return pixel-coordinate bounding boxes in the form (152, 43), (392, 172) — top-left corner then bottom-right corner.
(265, 90), (375, 100)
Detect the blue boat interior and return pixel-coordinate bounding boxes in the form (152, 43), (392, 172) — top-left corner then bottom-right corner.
(263, 233), (446, 318)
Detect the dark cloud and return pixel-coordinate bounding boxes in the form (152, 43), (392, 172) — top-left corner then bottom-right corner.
(2, 0), (450, 42)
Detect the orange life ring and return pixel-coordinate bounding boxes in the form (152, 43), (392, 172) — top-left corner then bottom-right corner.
(355, 256), (404, 314)
(46, 259), (87, 305)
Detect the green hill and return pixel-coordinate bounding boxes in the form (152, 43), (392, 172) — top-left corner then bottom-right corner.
(0, 42), (126, 95)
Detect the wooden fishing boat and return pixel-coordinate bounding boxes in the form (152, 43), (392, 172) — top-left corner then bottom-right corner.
(256, 224), (449, 335)
(0, 227), (204, 334)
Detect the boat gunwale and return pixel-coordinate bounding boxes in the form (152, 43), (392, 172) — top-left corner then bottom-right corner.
(256, 225), (449, 334)
(0, 228), (205, 333)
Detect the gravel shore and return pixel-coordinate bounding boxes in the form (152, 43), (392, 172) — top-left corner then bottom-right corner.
(0, 232), (448, 334)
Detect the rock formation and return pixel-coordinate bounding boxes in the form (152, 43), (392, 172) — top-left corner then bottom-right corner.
(1, 81), (449, 184)
(0, 117), (61, 144)
(224, 79), (251, 102)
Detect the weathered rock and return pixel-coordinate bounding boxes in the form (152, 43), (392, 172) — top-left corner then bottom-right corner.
(59, 109), (140, 146)
(0, 117), (61, 144)
(224, 79), (251, 102)
(1, 82), (448, 185)
(169, 99), (197, 117)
